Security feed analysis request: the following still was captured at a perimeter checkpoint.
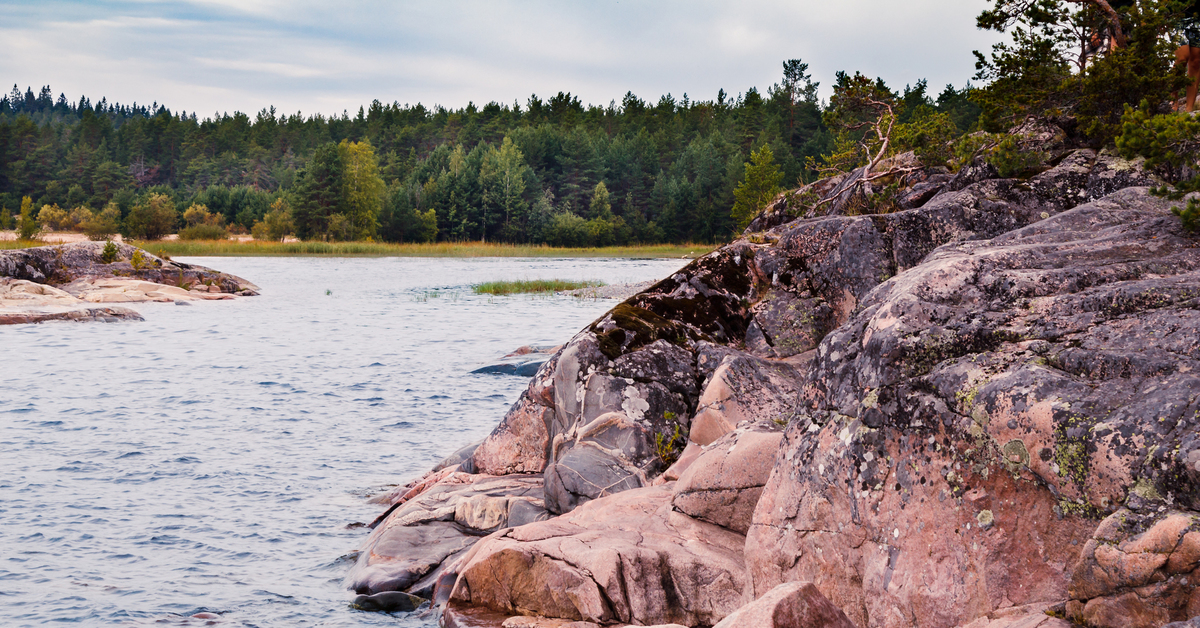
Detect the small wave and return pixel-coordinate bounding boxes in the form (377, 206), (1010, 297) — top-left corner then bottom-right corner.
(117, 451), (145, 459)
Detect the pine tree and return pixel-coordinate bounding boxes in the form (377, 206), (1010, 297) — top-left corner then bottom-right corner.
(731, 145), (782, 230)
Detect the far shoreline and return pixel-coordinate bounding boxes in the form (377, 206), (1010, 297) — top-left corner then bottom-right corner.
(0, 232), (716, 259)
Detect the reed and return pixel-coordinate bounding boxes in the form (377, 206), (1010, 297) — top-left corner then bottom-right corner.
(473, 279), (605, 296)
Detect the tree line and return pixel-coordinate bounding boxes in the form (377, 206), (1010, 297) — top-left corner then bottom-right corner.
(0, 66), (979, 245)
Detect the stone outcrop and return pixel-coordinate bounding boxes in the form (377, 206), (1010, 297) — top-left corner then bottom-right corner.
(711, 582), (857, 628)
(747, 187), (1200, 627)
(0, 242), (257, 324)
(449, 486), (747, 627)
(349, 119), (1200, 628)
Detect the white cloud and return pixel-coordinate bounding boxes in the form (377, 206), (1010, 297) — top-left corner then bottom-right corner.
(0, 0), (1005, 117)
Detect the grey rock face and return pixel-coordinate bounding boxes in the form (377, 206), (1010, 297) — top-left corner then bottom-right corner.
(748, 187), (1200, 628)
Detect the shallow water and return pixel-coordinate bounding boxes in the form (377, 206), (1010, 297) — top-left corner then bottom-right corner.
(0, 256), (687, 627)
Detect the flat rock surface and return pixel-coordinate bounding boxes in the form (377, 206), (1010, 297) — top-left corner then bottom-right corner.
(0, 242), (257, 324)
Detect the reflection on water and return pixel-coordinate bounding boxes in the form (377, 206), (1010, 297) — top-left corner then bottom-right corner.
(0, 256), (686, 627)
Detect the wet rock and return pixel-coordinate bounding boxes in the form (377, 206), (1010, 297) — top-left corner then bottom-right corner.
(747, 187), (1200, 628)
(450, 486), (747, 627)
(672, 423), (784, 534)
(434, 439), (483, 474)
(345, 520), (475, 595)
(351, 590), (425, 613)
(345, 473), (544, 594)
(711, 581), (857, 628)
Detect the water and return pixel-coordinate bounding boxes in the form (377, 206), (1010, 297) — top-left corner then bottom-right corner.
(0, 256), (687, 627)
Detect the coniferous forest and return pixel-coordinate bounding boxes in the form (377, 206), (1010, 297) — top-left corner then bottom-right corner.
(0, 62), (979, 245)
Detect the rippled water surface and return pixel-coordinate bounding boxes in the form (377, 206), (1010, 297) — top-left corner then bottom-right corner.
(0, 256), (687, 627)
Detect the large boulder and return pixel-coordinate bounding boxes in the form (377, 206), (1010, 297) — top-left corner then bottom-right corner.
(672, 422), (784, 534)
(449, 486), (748, 627)
(712, 582), (857, 628)
(747, 187), (1200, 627)
(346, 473), (546, 595)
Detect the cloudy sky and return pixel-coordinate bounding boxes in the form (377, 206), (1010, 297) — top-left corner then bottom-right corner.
(0, 0), (1003, 117)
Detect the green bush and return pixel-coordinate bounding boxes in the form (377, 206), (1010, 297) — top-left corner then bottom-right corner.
(37, 204), (70, 231)
(100, 240), (119, 264)
(1116, 102), (1200, 170)
(178, 223), (229, 240)
(16, 196), (39, 240)
(986, 135), (1045, 178)
(125, 193), (177, 240)
(894, 105), (958, 167)
(1173, 198), (1200, 233)
(82, 204), (123, 241)
(130, 249), (154, 270)
(250, 201), (296, 242)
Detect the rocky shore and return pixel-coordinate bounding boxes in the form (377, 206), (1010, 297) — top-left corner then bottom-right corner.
(348, 120), (1200, 628)
(0, 241), (258, 324)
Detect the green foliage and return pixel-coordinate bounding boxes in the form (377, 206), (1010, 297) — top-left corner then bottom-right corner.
(950, 132), (1003, 171)
(974, 0), (1189, 143)
(0, 207), (11, 230)
(338, 139), (385, 241)
(100, 240), (118, 264)
(654, 424), (685, 466)
(1172, 198), (1200, 233)
(893, 105), (959, 167)
(250, 199), (296, 242)
(178, 203), (228, 240)
(81, 204), (122, 240)
(17, 196), (39, 240)
(37, 203), (69, 230)
(731, 144), (783, 229)
(472, 279), (604, 295)
(125, 193), (177, 239)
(1075, 6), (1189, 144)
(986, 135), (1046, 177)
(130, 249), (151, 270)
(1116, 102), (1200, 169)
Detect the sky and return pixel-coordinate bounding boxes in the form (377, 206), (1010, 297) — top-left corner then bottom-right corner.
(0, 0), (1005, 118)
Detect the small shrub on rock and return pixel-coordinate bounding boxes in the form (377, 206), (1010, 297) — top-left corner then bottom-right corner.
(100, 241), (119, 264)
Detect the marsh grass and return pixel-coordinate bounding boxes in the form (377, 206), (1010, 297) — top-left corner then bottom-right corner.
(127, 240), (715, 258)
(473, 279), (604, 296)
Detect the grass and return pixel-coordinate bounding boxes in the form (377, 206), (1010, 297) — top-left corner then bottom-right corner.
(473, 279), (605, 296)
(124, 240), (715, 259)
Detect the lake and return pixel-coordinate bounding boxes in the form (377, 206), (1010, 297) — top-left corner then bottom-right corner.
(0, 256), (688, 627)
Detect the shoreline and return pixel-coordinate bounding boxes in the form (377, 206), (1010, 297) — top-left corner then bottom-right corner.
(0, 232), (716, 259)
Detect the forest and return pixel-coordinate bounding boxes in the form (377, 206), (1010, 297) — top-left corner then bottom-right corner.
(6, 0), (1196, 246)
(0, 62), (978, 245)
